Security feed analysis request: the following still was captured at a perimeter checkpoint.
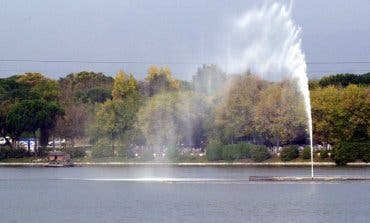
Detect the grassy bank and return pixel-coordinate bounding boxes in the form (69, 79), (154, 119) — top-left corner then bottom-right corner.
(2, 157), (370, 167)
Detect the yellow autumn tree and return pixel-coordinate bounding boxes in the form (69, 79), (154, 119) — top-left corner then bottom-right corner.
(145, 65), (180, 96)
(311, 84), (370, 144)
(112, 70), (139, 101)
(254, 81), (306, 146)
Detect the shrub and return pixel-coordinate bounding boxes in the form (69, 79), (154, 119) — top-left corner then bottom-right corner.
(0, 147), (5, 159)
(37, 147), (52, 157)
(360, 142), (370, 163)
(332, 143), (357, 165)
(178, 153), (197, 161)
(302, 147), (311, 160)
(10, 147), (28, 158)
(320, 150), (329, 159)
(206, 140), (223, 161)
(91, 145), (114, 158)
(221, 142), (253, 160)
(238, 142), (253, 158)
(116, 145), (134, 158)
(166, 146), (179, 161)
(0, 146), (28, 159)
(333, 147), (355, 166)
(333, 141), (370, 165)
(280, 145), (299, 162)
(222, 144), (241, 161)
(64, 146), (87, 158)
(140, 149), (154, 161)
(363, 147), (370, 163)
(250, 145), (270, 162)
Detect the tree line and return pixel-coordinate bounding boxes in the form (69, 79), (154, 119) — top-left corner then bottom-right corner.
(0, 66), (369, 163)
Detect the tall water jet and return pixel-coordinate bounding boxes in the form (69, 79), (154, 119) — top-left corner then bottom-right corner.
(224, 2), (314, 177)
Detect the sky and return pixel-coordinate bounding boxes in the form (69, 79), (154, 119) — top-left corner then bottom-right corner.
(0, 0), (369, 80)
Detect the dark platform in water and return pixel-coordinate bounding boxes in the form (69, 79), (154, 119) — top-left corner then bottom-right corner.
(44, 163), (74, 167)
(249, 176), (370, 182)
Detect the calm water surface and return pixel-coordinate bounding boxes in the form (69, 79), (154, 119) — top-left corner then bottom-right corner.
(1, 166), (369, 223)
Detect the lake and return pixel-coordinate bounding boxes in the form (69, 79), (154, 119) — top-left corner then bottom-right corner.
(1, 166), (370, 223)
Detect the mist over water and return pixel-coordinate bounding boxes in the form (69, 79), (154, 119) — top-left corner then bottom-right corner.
(140, 2), (314, 172)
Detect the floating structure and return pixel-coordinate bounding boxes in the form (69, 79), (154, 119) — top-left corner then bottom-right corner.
(249, 176), (370, 182)
(45, 151), (74, 167)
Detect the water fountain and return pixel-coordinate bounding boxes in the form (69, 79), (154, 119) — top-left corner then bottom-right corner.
(230, 2), (370, 182)
(223, 2), (315, 179)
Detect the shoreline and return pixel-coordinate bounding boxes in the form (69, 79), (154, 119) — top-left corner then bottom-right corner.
(0, 161), (369, 167)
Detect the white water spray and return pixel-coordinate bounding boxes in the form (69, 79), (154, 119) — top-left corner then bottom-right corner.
(224, 2), (314, 177)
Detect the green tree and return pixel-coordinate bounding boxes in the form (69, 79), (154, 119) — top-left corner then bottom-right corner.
(89, 100), (131, 155)
(0, 73), (59, 149)
(16, 73), (60, 101)
(58, 71), (113, 106)
(6, 100), (63, 153)
(0, 76), (37, 147)
(318, 73), (370, 87)
(86, 88), (112, 103)
(89, 72), (141, 155)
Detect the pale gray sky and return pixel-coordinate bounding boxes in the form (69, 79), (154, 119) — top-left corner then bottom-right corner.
(0, 0), (369, 80)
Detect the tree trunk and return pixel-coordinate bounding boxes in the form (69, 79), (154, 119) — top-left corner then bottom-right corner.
(27, 140), (30, 154)
(11, 139), (16, 149)
(112, 141), (115, 156)
(111, 134), (115, 156)
(33, 131), (38, 157)
(52, 135), (55, 150)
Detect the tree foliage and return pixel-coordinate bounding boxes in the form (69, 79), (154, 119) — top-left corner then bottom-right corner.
(318, 73), (370, 87)
(58, 71), (113, 105)
(205, 140), (223, 161)
(112, 70), (140, 100)
(311, 84), (370, 144)
(145, 65), (180, 96)
(16, 73), (60, 101)
(332, 141), (370, 165)
(280, 145), (299, 161)
(302, 147), (311, 160)
(192, 64), (226, 95)
(137, 91), (209, 149)
(215, 74), (268, 143)
(1, 68), (369, 163)
(6, 99), (63, 149)
(0, 73), (62, 149)
(254, 81), (306, 146)
(250, 145), (270, 162)
(88, 72), (141, 154)
(54, 103), (87, 146)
